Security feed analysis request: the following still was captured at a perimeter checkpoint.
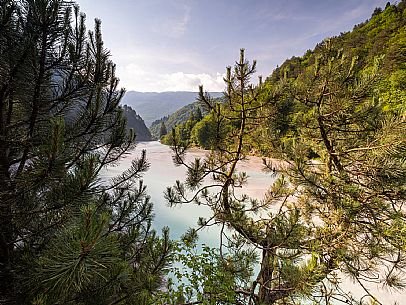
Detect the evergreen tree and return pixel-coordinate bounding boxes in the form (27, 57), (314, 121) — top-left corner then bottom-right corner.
(159, 121), (168, 138)
(166, 49), (290, 304)
(0, 1), (173, 304)
(195, 106), (203, 121)
(269, 41), (406, 303)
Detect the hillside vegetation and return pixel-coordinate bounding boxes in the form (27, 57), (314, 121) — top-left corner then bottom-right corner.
(149, 101), (206, 140)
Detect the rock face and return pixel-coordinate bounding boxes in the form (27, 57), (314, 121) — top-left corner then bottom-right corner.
(122, 105), (152, 141)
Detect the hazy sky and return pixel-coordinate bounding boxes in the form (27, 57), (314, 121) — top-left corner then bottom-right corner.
(76, 0), (388, 92)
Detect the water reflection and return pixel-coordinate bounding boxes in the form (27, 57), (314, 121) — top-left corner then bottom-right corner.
(101, 141), (274, 246)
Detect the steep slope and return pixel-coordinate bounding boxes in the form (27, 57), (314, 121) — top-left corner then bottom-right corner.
(122, 105), (152, 141)
(268, 1), (405, 96)
(259, 0), (406, 153)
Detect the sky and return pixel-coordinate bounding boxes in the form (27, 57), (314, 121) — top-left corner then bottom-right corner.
(76, 0), (389, 92)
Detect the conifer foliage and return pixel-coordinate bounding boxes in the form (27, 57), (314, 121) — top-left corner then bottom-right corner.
(0, 1), (172, 304)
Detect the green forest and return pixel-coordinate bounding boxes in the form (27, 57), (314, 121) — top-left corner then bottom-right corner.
(0, 0), (405, 305)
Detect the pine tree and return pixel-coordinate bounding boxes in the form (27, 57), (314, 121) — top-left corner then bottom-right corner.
(0, 1), (173, 304)
(270, 41), (406, 303)
(159, 121), (168, 139)
(165, 45), (406, 304)
(195, 106), (203, 121)
(165, 49), (304, 304)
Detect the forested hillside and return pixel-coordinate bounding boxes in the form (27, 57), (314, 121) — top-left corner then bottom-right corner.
(149, 101), (205, 139)
(257, 0), (406, 156)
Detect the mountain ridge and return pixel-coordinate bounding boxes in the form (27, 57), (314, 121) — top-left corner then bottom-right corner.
(121, 91), (223, 126)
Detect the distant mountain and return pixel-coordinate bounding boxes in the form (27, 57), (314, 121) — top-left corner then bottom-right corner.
(121, 91), (222, 126)
(122, 105), (152, 141)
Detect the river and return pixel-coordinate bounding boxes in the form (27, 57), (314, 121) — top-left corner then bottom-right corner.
(101, 141), (403, 304)
(101, 141), (273, 246)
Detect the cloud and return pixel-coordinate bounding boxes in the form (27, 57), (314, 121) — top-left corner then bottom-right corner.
(168, 5), (191, 38)
(159, 71), (225, 91)
(117, 63), (225, 92)
(152, 1), (192, 38)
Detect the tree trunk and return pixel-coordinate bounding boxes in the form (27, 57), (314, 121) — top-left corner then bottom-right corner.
(0, 195), (14, 305)
(258, 248), (274, 304)
(257, 238), (291, 304)
(0, 92), (15, 304)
